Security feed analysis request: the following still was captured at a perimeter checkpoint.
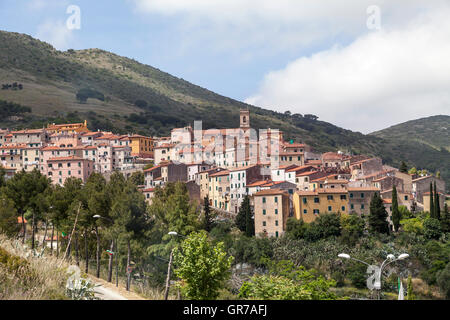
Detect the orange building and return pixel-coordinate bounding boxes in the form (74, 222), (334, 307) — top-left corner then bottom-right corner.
(47, 121), (90, 134)
(129, 135), (154, 158)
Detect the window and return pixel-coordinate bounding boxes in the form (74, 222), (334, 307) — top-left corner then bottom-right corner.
(351, 204), (354, 210)
(314, 197), (320, 203)
(262, 221), (266, 227)
(303, 197), (307, 204)
(263, 209), (266, 215)
(275, 209), (278, 215)
(274, 197), (278, 203)
(361, 204), (365, 209)
(275, 220), (279, 226)
(68, 171), (71, 176)
(328, 206), (332, 211)
(313, 209), (320, 214)
(275, 231), (279, 238)
(340, 195), (347, 200)
(263, 197), (266, 203)
(350, 193), (354, 198)
(404, 195), (408, 201)
(303, 209), (307, 214)
(67, 163), (71, 167)
(361, 193), (365, 198)
(342, 206), (346, 211)
(327, 195), (334, 200)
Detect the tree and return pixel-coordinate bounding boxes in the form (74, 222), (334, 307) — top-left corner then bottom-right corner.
(0, 197), (20, 237)
(407, 275), (415, 300)
(423, 217), (442, 240)
(434, 181), (440, 220)
(203, 195), (214, 232)
(408, 167), (417, 175)
(391, 186), (401, 232)
(437, 262), (450, 299)
(110, 180), (148, 291)
(340, 214), (365, 245)
(441, 203), (450, 233)
(399, 161), (408, 173)
(129, 171), (144, 186)
(239, 261), (336, 300)
(286, 218), (308, 240)
(429, 182), (435, 218)
(173, 231), (233, 300)
(235, 195), (254, 237)
(368, 192), (390, 234)
(2, 169), (50, 248)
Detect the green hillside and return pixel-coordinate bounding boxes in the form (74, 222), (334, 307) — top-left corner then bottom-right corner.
(371, 115), (450, 152)
(0, 30), (449, 190)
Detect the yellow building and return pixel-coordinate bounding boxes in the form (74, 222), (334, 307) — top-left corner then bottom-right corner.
(208, 170), (230, 211)
(253, 189), (290, 238)
(47, 121), (90, 134)
(129, 135), (154, 158)
(293, 188), (348, 223)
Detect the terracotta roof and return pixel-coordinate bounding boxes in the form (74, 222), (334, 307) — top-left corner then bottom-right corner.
(412, 175), (435, 182)
(296, 171), (319, 177)
(323, 179), (349, 184)
(247, 180), (272, 188)
(209, 170), (230, 177)
(142, 188), (155, 192)
(144, 165), (162, 173)
(229, 165), (258, 172)
(286, 165), (313, 173)
(316, 188), (348, 194)
(48, 156), (86, 161)
(305, 160), (322, 165)
(11, 129), (44, 134)
(383, 199), (392, 204)
(322, 152), (343, 161)
(254, 188), (289, 196)
(348, 187), (380, 192)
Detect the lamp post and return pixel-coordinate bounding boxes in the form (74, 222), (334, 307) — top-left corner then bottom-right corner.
(338, 253), (409, 300)
(93, 215), (119, 287)
(164, 231), (185, 300)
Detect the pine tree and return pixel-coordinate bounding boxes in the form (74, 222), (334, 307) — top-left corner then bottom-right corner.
(399, 161), (408, 173)
(391, 186), (401, 232)
(368, 192), (390, 234)
(429, 182), (435, 217)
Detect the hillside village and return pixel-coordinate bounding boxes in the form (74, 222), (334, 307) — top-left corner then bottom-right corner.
(0, 110), (446, 238)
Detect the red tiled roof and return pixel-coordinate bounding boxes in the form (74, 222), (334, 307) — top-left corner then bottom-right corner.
(48, 156), (86, 161)
(209, 170), (230, 177)
(254, 188), (289, 196)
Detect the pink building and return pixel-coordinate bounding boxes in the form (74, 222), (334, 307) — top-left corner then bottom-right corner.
(46, 156), (94, 185)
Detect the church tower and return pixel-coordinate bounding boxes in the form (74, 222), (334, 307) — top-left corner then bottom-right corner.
(240, 110), (250, 129)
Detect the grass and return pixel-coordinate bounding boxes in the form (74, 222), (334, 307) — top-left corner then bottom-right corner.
(0, 234), (69, 300)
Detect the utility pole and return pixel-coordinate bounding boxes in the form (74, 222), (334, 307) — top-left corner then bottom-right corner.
(64, 202), (82, 260)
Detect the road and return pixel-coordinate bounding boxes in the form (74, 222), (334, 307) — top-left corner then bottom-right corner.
(94, 284), (128, 300)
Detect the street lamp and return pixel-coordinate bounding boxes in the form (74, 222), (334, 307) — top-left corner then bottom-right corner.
(164, 231), (186, 300)
(93, 215), (119, 287)
(338, 252), (409, 299)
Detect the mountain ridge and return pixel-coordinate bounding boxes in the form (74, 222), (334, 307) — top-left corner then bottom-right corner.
(0, 30), (449, 190)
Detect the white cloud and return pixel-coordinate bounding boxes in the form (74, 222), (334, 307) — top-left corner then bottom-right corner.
(245, 5), (450, 133)
(132, 0), (444, 53)
(36, 20), (74, 51)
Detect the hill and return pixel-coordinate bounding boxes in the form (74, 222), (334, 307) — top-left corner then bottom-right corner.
(0, 30), (449, 190)
(371, 115), (450, 152)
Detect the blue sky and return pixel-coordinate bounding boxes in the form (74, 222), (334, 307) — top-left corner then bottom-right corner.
(1, 0), (449, 133)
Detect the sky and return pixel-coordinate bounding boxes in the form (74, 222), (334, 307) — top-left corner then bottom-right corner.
(0, 0), (449, 133)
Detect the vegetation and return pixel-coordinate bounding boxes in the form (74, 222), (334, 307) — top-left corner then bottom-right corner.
(0, 30), (448, 190)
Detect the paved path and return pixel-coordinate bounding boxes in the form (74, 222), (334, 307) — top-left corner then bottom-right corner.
(88, 276), (146, 300)
(94, 285), (128, 300)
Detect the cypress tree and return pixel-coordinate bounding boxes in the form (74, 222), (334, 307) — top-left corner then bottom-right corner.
(203, 195), (213, 232)
(235, 195), (254, 236)
(434, 181), (440, 220)
(441, 203), (450, 233)
(392, 186), (401, 232)
(368, 192), (390, 234)
(429, 182), (435, 217)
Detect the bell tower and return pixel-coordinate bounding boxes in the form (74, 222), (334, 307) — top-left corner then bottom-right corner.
(240, 110), (250, 129)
